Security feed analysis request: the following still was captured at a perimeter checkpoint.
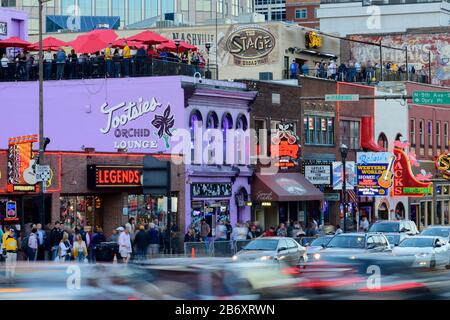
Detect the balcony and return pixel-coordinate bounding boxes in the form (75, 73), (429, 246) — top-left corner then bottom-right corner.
(0, 57), (218, 82)
(320, 0), (445, 4)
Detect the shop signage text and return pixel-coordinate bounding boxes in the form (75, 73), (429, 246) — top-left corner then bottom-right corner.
(271, 123), (300, 170)
(392, 148), (433, 197)
(437, 154), (450, 180)
(303, 164), (331, 185)
(324, 193), (340, 202)
(87, 165), (143, 188)
(357, 152), (394, 197)
(171, 32), (215, 46)
(227, 25), (276, 67)
(191, 183), (232, 198)
(255, 191), (274, 201)
(7, 135), (38, 193)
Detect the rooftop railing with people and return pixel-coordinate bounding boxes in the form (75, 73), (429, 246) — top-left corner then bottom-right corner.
(0, 55), (218, 82)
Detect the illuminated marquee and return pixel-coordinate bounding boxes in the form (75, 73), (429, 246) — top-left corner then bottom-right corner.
(305, 32), (322, 49)
(87, 165), (143, 188)
(7, 135), (39, 193)
(437, 154), (450, 180)
(392, 148), (432, 197)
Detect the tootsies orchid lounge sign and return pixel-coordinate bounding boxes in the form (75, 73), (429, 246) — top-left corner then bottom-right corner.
(0, 77), (185, 153)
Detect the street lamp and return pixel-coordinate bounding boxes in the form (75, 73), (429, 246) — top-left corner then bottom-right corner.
(174, 39), (181, 61)
(340, 144), (349, 233)
(205, 42), (212, 79)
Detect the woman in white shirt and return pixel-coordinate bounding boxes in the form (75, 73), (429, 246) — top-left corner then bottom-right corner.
(58, 232), (72, 262)
(73, 234), (88, 263)
(118, 228), (132, 264)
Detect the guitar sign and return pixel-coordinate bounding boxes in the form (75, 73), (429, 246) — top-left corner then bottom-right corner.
(377, 156), (395, 189)
(357, 152), (395, 197)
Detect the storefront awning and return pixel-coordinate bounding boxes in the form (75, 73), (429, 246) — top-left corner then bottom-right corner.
(253, 172), (324, 202)
(298, 49), (338, 60)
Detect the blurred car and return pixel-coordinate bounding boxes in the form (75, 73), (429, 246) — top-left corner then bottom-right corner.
(420, 226), (450, 240)
(305, 235), (334, 260)
(384, 233), (409, 247)
(309, 233), (392, 262)
(393, 236), (450, 269)
(232, 237), (308, 267)
(369, 220), (419, 236)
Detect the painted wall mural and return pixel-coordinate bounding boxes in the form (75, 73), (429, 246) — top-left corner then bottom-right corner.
(349, 33), (450, 87)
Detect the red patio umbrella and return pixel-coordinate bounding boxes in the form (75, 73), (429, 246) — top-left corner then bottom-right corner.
(127, 30), (169, 45)
(0, 36), (31, 48)
(157, 40), (198, 53)
(69, 29), (118, 54)
(28, 36), (68, 51)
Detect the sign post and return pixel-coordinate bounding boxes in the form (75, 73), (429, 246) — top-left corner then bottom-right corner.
(412, 91), (450, 105)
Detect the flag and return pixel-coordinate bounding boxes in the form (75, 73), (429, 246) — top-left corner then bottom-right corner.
(347, 189), (358, 208)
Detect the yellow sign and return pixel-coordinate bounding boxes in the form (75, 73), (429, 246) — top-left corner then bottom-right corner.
(306, 32), (322, 49)
(437, 154), (450, 179)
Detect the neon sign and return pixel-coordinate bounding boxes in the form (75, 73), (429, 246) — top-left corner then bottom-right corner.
(392, 148), (432, 197)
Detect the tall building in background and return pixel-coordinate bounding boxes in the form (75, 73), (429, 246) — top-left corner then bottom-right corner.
(285, 0), (320, 29)
(0, 0), (254, 34)
(254, 0), (286, 21)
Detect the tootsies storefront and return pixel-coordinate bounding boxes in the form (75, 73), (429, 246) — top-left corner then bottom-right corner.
(0, 76), (186, 235)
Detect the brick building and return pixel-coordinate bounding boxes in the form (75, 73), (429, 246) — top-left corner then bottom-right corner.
(286, 0), (320, 29)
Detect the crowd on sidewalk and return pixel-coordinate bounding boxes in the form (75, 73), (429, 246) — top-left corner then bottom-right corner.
(0, 41), (207, 81)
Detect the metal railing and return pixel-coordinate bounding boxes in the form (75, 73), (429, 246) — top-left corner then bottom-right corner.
(0, 57), (218, 82)
(184, 237), (320, 257)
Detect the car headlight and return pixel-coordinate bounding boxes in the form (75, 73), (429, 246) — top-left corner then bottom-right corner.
(232, 255), (238, 261)
(313, 253), (321, 260)
(415, 253), (431, 258)
(260, 256), (273, 261)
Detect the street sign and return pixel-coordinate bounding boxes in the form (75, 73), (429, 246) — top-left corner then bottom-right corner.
(35, 164), (51, 182)
(325, 94), (359, 102)
(412, 91), (450, 105)
(324, 193), (340, 202)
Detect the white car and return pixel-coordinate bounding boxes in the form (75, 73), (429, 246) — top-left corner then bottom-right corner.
(393, 236), (450, 269)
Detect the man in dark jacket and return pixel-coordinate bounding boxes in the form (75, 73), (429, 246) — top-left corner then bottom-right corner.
(134, 225), (149, 261)
(148, 223), (160, 258)
(90, 227), (106, 263)
(49, 222), (64, 261)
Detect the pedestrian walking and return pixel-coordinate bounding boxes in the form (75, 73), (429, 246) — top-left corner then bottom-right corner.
(148, 223), (160, 258)
(134, 225), (149, 261)
(27, 228), (38, 262)
(216, 221), (227, 241)
(118, 227), (132, 264)
(58, 232), (72, 262)
(4, 228), (18, 281)
(276, 223), (288, 237)
(36, 223), (46, 261)
(73, 234), (88, 263)
(200, 219), (211, 243)
(91, 227), (106, 263)
(109, 228), (120, 243)
(50, 222), (64, 261)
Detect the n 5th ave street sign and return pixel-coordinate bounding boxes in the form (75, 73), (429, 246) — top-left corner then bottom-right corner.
(325, 94), (359, 102)
(413, 91), (450, 105)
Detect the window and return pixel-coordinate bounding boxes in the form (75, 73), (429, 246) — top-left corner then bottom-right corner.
(217, 0), (224, 13)
(437, 121), (441, 149)
(445, 122), (449, 150)
(145, 0), (158, 18)
(410, 118), (416, 147)
(339, 120), (360, 149)
(95, 0), (108, 16)
(419, 120), (424, 147)
(78, 0), (92, 15)
(428, 120), (433, 155)
(255, 119), (267, 158)
(180, 0), (189, 10)
(295, 9), (307, 19)
(304, 116), (334, 145)
(196, 0), (211, 11)
(314, 8), (318, 18)
(377, 133), (388, 151)
(112, 0), (126, 24)
(161, 0), (175, 14)
(61, 0), (76, 14)
(232, 0), (239, 16)
(272, 93), (281, 104)
(190, 110), (203, 164)
(128, 0), (142, 24)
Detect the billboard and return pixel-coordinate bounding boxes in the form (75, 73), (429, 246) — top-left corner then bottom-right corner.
(303, 163), (331, 185)
(7, 135), (39, 192)
(357, 152), (394, 197)
(0, 77), (185, 153)
(332, 161), (357, 190)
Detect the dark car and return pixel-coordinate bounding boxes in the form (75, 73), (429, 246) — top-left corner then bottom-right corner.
(369, 220), (419, 236)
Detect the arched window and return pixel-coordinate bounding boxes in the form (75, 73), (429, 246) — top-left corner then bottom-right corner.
(235, 187), (249, 223)
(206, 111), (219, 129)
(395, 202), (406, 220)
(189, 110), (203, 164)
(377, 132), (388, 151)
(236, 114), (248, 131)
(222, 113), (233, 132)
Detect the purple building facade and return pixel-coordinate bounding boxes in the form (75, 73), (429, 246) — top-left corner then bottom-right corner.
(0, 8), (28, 40)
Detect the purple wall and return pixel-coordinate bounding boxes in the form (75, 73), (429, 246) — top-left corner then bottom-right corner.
(0, 77), (185, 153)
(0, 8), (28, 40)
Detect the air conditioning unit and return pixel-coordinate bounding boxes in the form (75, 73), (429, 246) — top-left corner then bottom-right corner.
(259, 72), (273, 81)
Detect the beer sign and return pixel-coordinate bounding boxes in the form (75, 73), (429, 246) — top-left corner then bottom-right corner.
(437, 154), (450, 180)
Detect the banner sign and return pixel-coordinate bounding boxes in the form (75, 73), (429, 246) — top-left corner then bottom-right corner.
(357, 152), (395, 197)
(303, 163), (331, 185)
(191, 183), (232, 198)
(332, 161), (357, 190)
(270, 123), (301, 170)
(392, 148), (433, 197)
(7, 135), (39, 193)
(5, 201), (17, 220)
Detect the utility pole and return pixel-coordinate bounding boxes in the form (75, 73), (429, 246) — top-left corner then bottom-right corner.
(38, 0), (45, 226)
